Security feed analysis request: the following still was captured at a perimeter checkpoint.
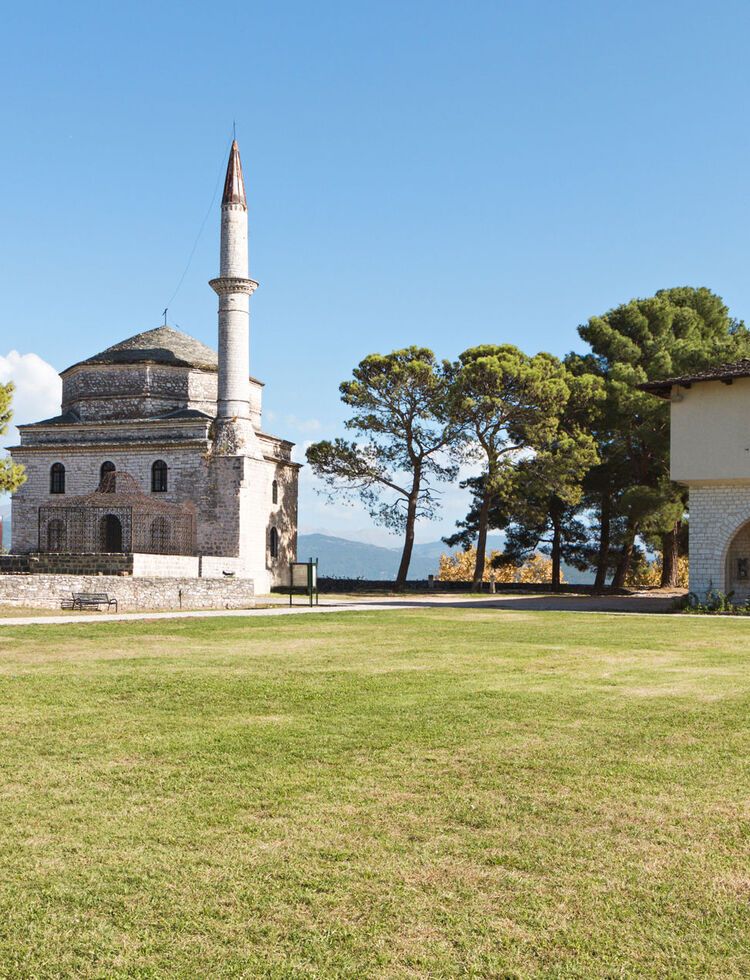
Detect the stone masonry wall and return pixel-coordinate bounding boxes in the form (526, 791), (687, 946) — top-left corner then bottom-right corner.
(0, 553), (252, 580)
(10, 554), (134, 575)
(18, 419), (211, 448)
(0, 573), (254, 612)
(131, 554), (200, 577)
(199, 555), (251, 578)
(688, 482), (750, 597)
(62, 364), (218, 420)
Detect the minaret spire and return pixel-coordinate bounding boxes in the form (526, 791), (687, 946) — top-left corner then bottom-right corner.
(209, 140), (261, 457)
(222, 140), (246, 209)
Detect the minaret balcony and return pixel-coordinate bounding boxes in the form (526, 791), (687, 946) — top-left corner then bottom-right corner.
(208, 276), (259, 296)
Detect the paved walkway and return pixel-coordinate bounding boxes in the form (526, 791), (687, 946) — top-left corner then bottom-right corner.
(0, 590), (685, 627)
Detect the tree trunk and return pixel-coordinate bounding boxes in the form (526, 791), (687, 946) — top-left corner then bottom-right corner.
(612, 522), (637, 589)
(551, 516), (562, 589)
(472, 489), (492, 591)
(593, 490), (611, 591)
(660, 522), (680, 588)
(395, 475), (420, 590)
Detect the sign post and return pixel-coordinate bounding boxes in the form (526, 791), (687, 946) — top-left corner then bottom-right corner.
(289, 558), (319, 607)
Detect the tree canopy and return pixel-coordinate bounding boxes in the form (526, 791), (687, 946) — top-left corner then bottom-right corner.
(450, 345), (570, 586)
(310, 285), (747, 590)
(575, 286), (750, 586)
(0, 382), (25, 497)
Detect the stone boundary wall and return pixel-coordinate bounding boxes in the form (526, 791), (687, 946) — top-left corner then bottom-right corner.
(199, 555), (251, 578)
(286, 578), (627, 595)
(132, 554), (200, 578)
(0, 554), (134, 576)
(0, 574), (255, 612)
(0, 553), (254, 580)
(133, 554), (253, 579)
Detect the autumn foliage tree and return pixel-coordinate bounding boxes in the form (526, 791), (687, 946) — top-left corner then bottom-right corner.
(438, 547), (557, 584)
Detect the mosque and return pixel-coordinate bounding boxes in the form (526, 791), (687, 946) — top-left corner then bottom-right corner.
(5, 141), (299, 599)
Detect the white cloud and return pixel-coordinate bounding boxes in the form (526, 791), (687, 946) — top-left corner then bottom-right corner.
(286, 415), (321, 434)
(292, 438), (315, 464)
(0, 350), (61, 448)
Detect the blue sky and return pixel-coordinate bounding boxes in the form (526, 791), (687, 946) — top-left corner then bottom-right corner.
(2, 0), (750, 543)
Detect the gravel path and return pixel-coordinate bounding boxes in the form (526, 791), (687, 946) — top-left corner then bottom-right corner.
(0, 590), (686, 627)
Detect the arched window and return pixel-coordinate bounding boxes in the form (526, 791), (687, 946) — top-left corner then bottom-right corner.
(100, 461), (116, 492)
(151, 459), (168, 493)
(50, 463), (65, 494)
(272, 479), (278, 505)
(269, 526), (279, 559)
(47, 518), (66, 552)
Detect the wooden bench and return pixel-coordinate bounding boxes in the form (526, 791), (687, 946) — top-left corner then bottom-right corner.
(64, 592), (118, 612)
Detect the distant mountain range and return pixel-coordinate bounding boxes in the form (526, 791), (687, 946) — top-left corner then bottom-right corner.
(0, 511), (593, 582)
(299, 532), (594, 583)
(297, 532), (494, 580)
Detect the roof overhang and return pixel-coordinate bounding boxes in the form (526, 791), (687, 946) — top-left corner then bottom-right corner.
(639, 365), (750, 399)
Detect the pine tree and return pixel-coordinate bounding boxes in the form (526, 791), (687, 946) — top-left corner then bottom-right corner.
(575, 287), (750, 586)
(450, 345), (569, 589)
(306, 348), (464, 588)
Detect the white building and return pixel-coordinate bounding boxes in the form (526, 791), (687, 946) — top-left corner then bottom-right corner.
(643, 361), (750, 599)
(7, 141), (299, 594)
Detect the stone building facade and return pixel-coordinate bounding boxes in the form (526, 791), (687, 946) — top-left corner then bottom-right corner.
(642, 361), (750, 600)
(7, 141), (299, 594)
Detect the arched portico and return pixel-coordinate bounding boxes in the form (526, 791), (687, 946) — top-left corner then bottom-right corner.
(684, 484), (750, 598)
(100, 514), (124, 553)
(724, 519), (750, 600)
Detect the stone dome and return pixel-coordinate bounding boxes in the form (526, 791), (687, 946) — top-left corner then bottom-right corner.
(63, 326), (218, 373)
(59, 327), (219, 422)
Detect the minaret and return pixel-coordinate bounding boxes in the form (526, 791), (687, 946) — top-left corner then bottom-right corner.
(209, 140), (261, 457)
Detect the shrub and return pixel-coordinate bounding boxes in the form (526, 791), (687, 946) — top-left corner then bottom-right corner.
(626, 554), (689, 589)
(438, 548), (558, 584)
(681, 589), (750, 615)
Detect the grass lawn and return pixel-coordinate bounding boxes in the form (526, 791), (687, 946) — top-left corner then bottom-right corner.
(0, 609), (748, 977)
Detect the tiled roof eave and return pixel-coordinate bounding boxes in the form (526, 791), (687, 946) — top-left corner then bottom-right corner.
(639, 360), (750, 398)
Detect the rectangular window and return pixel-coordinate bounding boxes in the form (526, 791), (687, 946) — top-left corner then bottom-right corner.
(738, 558), (748, 580)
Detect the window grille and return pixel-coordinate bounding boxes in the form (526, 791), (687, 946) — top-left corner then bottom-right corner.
(47, 518), (66, 552)
(38, 470), (195, 556)
(149, 515), (171, 551)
